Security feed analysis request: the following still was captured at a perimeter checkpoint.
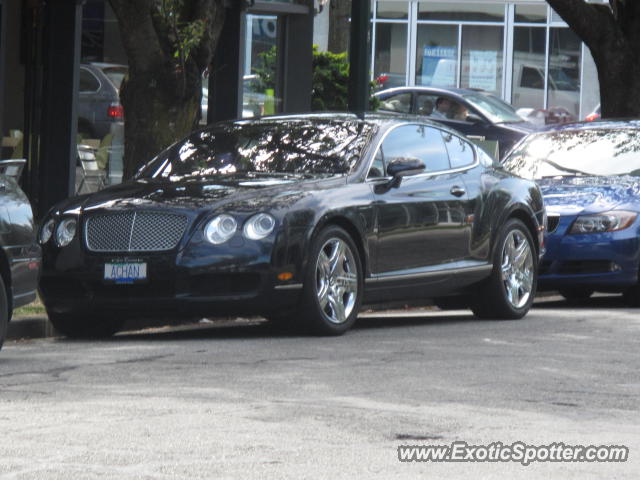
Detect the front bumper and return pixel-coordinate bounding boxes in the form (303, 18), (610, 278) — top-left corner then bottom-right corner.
(40, 248), (303, 319)
(539, 215), (640, 290)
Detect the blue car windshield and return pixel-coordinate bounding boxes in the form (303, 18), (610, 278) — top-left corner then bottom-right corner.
(502, 128), (640, 179)
(137, 119), (374, 180)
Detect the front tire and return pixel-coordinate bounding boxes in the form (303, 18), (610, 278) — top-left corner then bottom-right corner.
(48, 310), (125, 338)
(471, 218), (537, 319)
(298, 226), (363, 335)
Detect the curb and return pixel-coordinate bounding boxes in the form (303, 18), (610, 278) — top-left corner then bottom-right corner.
(7, 315), (55, 341)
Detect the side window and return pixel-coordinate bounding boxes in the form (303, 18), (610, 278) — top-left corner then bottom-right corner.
(520, 67), (544, 89)
(367, 148), (385, 178)
(442, 132), (475, 168)
(415, 94), (438, 116)
(79, 69), (100, 93)
(380, 125), (451, 173)
(378, 93), (412, 114)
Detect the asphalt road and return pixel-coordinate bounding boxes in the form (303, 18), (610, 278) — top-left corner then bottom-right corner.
(1, 296), (639, 479)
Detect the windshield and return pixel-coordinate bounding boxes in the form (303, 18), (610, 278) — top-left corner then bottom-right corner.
(463, 93), (524, 124)
(502, 128), (640, 179)
(102, 67), (127, 90)
(137, 119), (374, 180)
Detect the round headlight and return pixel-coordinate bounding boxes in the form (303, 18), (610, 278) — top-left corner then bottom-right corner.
(243, 213), (276, 240)
(40, 219), (55, 244)
(55, 218), (77, 247)
(204, 214), (237, 244)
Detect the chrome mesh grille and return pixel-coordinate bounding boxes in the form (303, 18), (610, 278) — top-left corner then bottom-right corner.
(85, 211), (188, 252)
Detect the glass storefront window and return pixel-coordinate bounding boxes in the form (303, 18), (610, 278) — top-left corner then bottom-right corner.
(374, 22), (407, 88)
(512, 26), (546, 111)
(78, 0), (127, 191)
(415, 24), (457, 87)
(515, 5), (547, 24)
(548, 27), (581, 117)
(376, 1), (408, 20)
(460, 26), (503, 95)
(418, 2), (504, 22)
(243, 15), (278, 117)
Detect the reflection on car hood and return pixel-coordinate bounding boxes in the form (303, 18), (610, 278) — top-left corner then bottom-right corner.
(539, 175), (640, 215)
(68, 173), (343, 214)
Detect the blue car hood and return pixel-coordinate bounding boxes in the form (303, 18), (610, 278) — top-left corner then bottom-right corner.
(538, 176), (640, 216)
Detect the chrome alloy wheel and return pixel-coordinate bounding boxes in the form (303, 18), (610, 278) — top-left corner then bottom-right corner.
(500, 230), (534, 309)
(315, 237), (359, 324)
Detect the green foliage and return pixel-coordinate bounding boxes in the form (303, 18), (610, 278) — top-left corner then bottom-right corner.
(253, 45), (379, 111)
(157, 0), (207, 65)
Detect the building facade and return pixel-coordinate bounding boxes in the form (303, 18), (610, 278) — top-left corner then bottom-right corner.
(0, 0), (315, 216)
(369, 0), (600, 120)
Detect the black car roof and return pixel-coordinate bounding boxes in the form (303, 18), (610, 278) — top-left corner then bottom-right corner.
(374, 85), (480, 99)
(225, 111), (466, 136)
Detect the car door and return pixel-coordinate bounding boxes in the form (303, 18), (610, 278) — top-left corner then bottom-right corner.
(369, 124), (471, 274)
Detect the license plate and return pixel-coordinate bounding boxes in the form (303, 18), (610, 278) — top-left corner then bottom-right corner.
(104, 262), (147, 284)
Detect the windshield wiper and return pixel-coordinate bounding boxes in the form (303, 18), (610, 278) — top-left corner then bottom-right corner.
(541, 159), (594, 177)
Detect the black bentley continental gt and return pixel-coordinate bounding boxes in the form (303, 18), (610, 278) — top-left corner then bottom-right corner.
(39, 113), (545, 337)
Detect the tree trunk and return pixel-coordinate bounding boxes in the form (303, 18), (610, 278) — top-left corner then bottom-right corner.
(328, 0), (351, 54)
(546, 0), (640, 118)
(120, 69), (201, 179)
(109, 0), (226, 179)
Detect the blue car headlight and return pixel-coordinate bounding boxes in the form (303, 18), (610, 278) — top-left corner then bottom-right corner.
(569, 210), (637, 234)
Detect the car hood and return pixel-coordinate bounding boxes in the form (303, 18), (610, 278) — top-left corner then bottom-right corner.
(538, 176), (640, 215)
(495, 120), (538, 135)
(59, 173), (344, 215)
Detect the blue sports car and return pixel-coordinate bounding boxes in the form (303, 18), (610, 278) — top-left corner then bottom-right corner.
(502, 120), (640, 305)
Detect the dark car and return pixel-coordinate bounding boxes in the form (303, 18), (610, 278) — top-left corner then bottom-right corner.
(375, 86), (537, 160)
(0, 162), (41, 350)
(38, 113), (545, 337)
(501, 120), (640, 304)
(78, 63), (127, 138)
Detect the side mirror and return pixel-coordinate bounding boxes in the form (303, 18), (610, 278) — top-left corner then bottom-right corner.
(465, 113), (484, 125)
(387, 157), (425, 177)
(375, 157), (425, 194)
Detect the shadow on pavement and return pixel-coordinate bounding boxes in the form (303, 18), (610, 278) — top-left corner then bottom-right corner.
(59, 310), (493, 343)
(533, 294), (628, 309)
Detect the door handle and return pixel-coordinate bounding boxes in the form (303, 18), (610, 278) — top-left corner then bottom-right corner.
(450, 186), (465, 197)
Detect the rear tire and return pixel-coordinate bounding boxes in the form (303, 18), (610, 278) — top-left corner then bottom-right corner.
(297, 225), (363, 335)
(471, 218), (537, 319)
(48, 310), (124, 338)
(0, 276), (9, 351)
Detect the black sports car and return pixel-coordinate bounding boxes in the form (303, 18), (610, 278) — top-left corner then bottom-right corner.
(0, 165), (41, 350)
(39, 113), (545, 337)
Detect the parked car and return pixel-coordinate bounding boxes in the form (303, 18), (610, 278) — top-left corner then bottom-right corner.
(78, 63), (127, 138)
(375, 86), (537, 159)
(501, 120), (640, 304)
(0, 161), (41, 350)
(39, 113), (545, 338)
